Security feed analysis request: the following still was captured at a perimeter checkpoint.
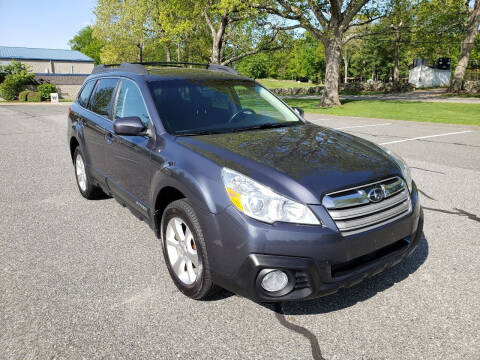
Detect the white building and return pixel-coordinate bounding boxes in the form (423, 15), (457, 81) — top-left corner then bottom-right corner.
(409, 65), (451, 88)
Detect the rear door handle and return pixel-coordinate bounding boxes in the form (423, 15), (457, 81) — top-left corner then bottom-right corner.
(105, 132), (114, 144)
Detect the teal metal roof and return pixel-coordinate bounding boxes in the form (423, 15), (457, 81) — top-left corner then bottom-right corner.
(0, 46), (93, 62)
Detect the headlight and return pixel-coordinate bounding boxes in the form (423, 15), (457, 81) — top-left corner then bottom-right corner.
(381, 146), (413, 192)
(221, 168), (320, 225)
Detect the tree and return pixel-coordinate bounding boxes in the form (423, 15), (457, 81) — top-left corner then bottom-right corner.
(450, 0), (480, 91)
(414, 0), (469, 64)
(93, 0), (153, 63)
(254, 0), (386, 107)
(158, 0), (284, 65)
(386, 0), (413, 85)
(0, 61), (35, 100)
(69, 26), (104, 64)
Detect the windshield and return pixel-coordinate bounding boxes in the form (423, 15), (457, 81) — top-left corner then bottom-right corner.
(148, 79), (302, 135)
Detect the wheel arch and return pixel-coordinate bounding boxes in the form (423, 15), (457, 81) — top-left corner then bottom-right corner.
(69, 136), (80, 162)
(153, 185), (187, 238)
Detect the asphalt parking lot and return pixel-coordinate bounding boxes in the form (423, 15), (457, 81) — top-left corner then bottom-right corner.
(1, 103), (479, 359)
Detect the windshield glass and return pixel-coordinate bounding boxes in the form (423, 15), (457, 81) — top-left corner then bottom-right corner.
(148, 79), (301, 135)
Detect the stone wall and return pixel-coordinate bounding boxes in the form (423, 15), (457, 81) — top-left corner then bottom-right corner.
(270, 85), (324, 96)
(464, 80), (480, 93)
(341, 81), (414, 93)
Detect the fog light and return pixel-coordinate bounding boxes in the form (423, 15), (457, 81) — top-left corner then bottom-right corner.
(261, 270), (289, 292)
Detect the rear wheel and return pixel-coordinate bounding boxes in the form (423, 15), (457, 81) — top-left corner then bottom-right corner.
(73, 147), (103, 199)
(161, 199), (218, 300)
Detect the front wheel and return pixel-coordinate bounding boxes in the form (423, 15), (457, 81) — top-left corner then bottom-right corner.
(73, 147), (103, 199)
(161, 199), (218, 300)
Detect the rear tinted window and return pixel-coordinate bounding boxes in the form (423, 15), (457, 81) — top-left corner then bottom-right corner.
(89, 78), (119, 117)
(77, 80), (96, 108)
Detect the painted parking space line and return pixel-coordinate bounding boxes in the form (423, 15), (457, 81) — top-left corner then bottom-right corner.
(333, 123), (392, 130)
(379, 130), (474, 145)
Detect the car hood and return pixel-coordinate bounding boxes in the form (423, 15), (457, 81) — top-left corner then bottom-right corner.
(177, 123), (401, 203)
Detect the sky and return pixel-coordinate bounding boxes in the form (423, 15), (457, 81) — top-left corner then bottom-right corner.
(0, 0), (97, 50)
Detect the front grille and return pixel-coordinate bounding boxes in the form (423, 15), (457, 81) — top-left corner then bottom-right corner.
(322, 177), (411, 236)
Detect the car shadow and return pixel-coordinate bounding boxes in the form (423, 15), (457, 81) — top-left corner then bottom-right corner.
(262, 233), (429, 316)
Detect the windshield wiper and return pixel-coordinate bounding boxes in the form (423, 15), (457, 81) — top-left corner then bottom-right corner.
(176, 129), (228, 136)
(232, 122), (300, 132)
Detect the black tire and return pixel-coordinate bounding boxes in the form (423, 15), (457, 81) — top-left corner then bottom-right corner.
(73, 147), (103, 200)
(161, 199), (218, 300)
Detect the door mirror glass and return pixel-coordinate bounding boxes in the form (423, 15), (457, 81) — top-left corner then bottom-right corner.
(113, 116), (146, 136)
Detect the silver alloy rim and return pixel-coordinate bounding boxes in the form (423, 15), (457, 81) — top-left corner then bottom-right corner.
(165, 217), (200, 285)
(75, 154), (87, 192)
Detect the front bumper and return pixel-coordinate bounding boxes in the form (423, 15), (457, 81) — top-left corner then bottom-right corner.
(197, 183), (423, 302)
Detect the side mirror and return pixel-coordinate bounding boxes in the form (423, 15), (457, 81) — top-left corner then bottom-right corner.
(113, 116), (146, 136)
(292, 107), (304, 117)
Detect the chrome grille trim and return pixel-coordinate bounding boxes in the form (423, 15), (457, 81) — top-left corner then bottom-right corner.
(328, 189), (409, 220)
(323, 177), (411, 236)
(335, 199), (410, 231)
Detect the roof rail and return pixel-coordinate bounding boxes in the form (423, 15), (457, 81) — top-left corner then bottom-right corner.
(91, 63), (149, 75)
(91, 61), (239, 76)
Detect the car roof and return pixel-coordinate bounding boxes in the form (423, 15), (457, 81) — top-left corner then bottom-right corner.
(89, 62), (253, 83)
(145, 67), (251, 82)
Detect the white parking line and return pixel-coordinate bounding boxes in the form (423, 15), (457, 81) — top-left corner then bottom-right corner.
(379, 130), (474, 145)
(334, 123), (392, 130)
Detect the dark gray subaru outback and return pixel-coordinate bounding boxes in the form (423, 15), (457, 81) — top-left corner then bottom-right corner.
(68, 62), (423, 302)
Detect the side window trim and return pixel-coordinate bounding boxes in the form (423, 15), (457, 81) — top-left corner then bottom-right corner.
(108, 80), (121, 121)
(87, 79), (100, 111)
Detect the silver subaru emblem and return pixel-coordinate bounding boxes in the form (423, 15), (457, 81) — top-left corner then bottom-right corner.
(368, 187), (384, 203)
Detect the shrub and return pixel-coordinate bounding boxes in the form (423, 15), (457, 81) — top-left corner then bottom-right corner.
(18, 90), (30, 102)
(37, 83), (57, 100)
(0, 75), (23, 100)
(27, 91), (42, 102)
(0, 72), (35, 100)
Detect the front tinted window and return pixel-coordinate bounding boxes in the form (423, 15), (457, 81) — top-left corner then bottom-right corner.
(77, 80), (96, 108)
(115, 79), (150, 127)
(148, 80), (300, 135)
(89, 78), (119, 117)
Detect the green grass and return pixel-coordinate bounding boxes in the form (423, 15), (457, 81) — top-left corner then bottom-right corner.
(257, 78), (319, 89)
(284, 98), (480, 126)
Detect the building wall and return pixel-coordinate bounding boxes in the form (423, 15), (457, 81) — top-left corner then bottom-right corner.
(409, 65), (451, 88)
(34, 74), (89, 99)
(56, 84), (83, 99)
(11, 59), (93, 74)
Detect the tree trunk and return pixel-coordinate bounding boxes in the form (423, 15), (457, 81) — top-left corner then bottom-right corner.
(450, 0), (480, 92)
(165, 44), (171, 62)
(211, 36), (222, 64)
(343, 49), (348, 84)
(137, 43), (143, 63)
(177, 40), (181, 62)
(393, 28), (400, 85)
(321, 37), (343, 107)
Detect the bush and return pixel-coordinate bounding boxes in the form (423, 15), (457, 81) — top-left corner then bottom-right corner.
(18, 90), (30, 102)
(37, 83), (57, 100)
(27, 91), (42, 102)
(0, 73), (35, 100)
(0, 75), (24, 100)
